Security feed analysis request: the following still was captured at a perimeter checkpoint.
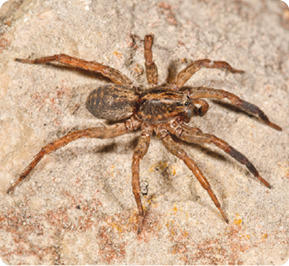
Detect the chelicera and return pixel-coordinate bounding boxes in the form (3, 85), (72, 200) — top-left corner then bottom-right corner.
(8, 35), (282, 233)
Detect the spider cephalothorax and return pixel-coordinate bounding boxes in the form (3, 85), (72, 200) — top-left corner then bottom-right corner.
(8, 35), (282, 234)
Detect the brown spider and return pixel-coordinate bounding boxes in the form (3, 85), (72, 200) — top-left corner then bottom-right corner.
(8, 35), (282, 234)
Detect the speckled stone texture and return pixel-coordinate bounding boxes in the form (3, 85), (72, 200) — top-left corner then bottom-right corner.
(0, 0), (289, 264)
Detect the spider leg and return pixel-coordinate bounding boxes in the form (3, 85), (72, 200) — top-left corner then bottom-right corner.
(186, 87), (282, 130)
(170, 59), (244, 90)
(156, 127), (228, 223)
(15, 54), (133, 87)
(144, 35), (158, 86)
(132, 125), (152, 234)
(7, 118), (141, 194)
(192, 99), (209, 116)
(166, 122), (271, 188)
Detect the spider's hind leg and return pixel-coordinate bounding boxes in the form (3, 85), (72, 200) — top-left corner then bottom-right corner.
(132, 125), (152, 234)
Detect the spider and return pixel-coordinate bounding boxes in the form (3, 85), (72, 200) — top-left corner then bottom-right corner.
(8, 34), (282, 234)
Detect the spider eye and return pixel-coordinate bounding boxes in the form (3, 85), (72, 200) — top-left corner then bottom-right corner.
(185, 101), (189, 106)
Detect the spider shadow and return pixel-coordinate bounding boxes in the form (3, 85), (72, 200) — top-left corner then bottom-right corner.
(35, 129), (140, 211)
(159, 135), (229, 186)
(154, 136), (231, 220)
(167, 135), (260, 216)
(166, 59), (181, 84)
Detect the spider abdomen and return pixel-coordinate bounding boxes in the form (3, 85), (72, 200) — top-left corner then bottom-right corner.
(136, 89), (193, 124)
(86, 85), (138, 121)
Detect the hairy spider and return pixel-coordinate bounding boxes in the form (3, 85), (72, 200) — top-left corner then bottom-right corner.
(8, 35), (282, 234)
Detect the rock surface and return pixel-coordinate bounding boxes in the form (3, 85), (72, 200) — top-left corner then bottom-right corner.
(0, 0), (289, 264)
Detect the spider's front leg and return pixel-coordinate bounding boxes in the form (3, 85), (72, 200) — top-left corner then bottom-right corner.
(16, 54), (133, 87)
(155, 126), (229, 223)
(166, 122), (271, 188)
(144, 35), (158, 87)
(170, 59), (244, 90)
(186, 87), (282, 130)
(132, 124), (153, 234)
(7, 118), (141, 194)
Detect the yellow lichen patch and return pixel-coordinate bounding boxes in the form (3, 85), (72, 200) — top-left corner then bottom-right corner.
(278, 161), (289, 178)
(150, 161), (168, 173)
(234, 219), (242, 225)
(107, 222), (123, 233)
(147, 195), (160, 209)
(181, 230), (189, 238)
(170, 164), (177, 175)
(173, 205), (178, 213)
(129, 211), (138, 224)
(166, 203), (185, 219)
(133, 64), (144, 75)
(262, 233), (268, 239)
(166, 220), (178, 236)
(113, 51), (122, 60)
(158, 162), (168, 171)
